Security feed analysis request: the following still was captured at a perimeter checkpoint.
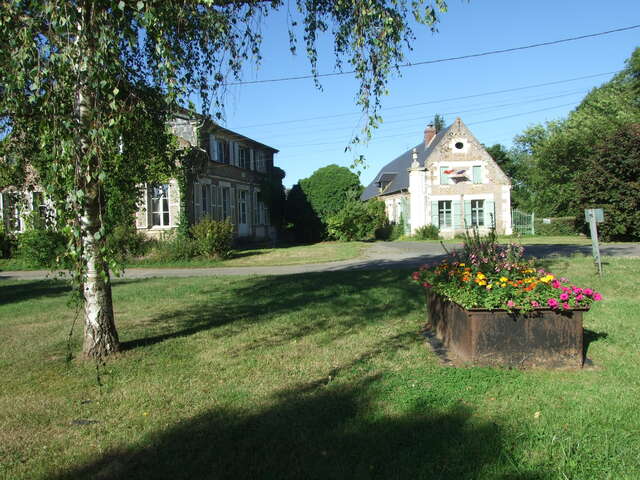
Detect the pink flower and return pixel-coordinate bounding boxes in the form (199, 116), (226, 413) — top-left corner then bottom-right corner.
(560, 277), (569, 283)
(593, 292), (602, 301)
(531, 301), (540, 308)
(562, 302), (571, 310)
(572, 287), (583, 294)
(412, 272), (420, 281)
(575, 294), (584, 301)
(561, 286), (571, 294)
(551, 280), (561, 289)
(422, 282), (432, 288)
(507, 300), (516, 308)
(559, 293), (570, 301)
(547, 298), (559, 309)
(584, 288), (593, 296)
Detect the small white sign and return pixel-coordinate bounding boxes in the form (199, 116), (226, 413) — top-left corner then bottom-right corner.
(543, 218), (551, 224)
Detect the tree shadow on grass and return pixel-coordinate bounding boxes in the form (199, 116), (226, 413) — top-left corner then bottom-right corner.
(121, 269), (424, 352)
(51, 374), (550, 480)
(0, 278), (71, 307)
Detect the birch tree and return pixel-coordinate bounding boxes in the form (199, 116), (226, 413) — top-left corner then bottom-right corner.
(0, 0), (447, 358)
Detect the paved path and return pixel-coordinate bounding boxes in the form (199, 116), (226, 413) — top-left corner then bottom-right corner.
(1, 241), (639, 281)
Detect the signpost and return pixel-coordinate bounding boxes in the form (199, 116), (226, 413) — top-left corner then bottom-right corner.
(584, 208), (604, 276)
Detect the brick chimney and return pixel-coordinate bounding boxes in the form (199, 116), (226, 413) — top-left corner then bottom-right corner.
(424, 124), (436, 146)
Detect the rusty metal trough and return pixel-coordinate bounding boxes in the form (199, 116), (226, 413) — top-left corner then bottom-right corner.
(425, 290), (586, 368)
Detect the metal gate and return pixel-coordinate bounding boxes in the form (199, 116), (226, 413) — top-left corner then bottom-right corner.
(511, 209), (535, 235)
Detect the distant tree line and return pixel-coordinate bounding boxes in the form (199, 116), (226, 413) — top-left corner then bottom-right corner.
(485, 47), (640, 241)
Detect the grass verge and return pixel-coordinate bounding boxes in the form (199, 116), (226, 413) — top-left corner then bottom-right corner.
(0, 241), (367, 271)
(1, 256), (639, 479)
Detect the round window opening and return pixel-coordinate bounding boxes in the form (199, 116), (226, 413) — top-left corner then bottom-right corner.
(455, 141), (464, 150)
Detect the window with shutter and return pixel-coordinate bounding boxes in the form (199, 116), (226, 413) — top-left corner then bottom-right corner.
(484, 200), (495, 228)
(430, 201), (439, 227)
(471, 199), (484, 226)
(438, 200), (452, 228)
(472, 165), (482, 184)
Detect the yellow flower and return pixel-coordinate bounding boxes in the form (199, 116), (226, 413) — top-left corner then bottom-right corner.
(476, 273), (486, 280)
(499, 276), (508, 283)
(486, 284), (493, 290)
(500, 283), (507, 288)
(459, 263), (465, 267)
(478, 280), (487, 286)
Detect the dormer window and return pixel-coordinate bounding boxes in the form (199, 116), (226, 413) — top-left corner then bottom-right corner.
(455, 142), (464, 150)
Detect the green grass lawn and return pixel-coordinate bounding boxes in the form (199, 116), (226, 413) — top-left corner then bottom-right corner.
(1, 256), (639, 479)
(0, 241), (367, 271)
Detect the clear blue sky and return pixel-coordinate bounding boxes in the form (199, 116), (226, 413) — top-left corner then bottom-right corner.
(207, 0), (640, 189)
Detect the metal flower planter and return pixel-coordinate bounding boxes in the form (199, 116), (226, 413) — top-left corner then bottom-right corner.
(425, 290), (586, 368)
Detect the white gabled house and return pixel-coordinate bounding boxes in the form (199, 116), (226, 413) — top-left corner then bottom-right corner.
(362, 117), (512, 237)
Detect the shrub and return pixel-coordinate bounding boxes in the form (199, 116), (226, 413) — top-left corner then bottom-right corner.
(153, 231), (199, 261)
(190, 218), (234, 258)
(0, 225), (17, 258)
(414, 224), (440, 240)
(326, 199), (388, 241)
(106, 224), (153, 261)
(534, 216), (579, 236)
(16, 229), (67, 268)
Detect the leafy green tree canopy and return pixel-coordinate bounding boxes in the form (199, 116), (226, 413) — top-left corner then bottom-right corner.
(576, 123), (640, 241)
(299, 164), (362, 222)
(0, 0), (447, 357)
(513, 47), (640, 217)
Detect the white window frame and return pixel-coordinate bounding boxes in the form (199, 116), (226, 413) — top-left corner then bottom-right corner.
(471, 199), (485, 227)
(151, 184), (170, 227)
(438, 200), (452, 228)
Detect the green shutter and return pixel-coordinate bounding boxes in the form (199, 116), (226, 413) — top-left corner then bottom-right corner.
(194, 182), (201, 223)
(452, 201), (462, 229)
(440, 167), (447, 185)
(464, 200), (472, 228)
(484, 200), (495, 228)
(473, 166), (481, 184)
(431, 201), (439, 227)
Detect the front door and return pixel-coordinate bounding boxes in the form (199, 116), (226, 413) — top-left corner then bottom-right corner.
(238, 190), (249, 237)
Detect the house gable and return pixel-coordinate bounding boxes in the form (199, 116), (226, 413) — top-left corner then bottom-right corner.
(424, 117), (510, 186)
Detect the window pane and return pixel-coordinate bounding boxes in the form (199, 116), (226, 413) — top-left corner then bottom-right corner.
(163, 212), (170, 225)
(152, 213), (161, 226)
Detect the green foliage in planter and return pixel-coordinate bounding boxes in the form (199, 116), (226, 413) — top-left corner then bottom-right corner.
(413, 224), (440, 240)
(327, 198), (387, 241)
(190, 218), (234, 259)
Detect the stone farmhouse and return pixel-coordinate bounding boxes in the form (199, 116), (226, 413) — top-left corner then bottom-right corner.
(1, 111), (280, 241)
(135, 111), (279, 240)
(361, 117), (512, 237)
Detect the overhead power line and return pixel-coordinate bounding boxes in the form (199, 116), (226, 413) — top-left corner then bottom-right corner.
(276, 101), (579, 150)
(231, 70), (618, 130)
(223, 25), (639, 87)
